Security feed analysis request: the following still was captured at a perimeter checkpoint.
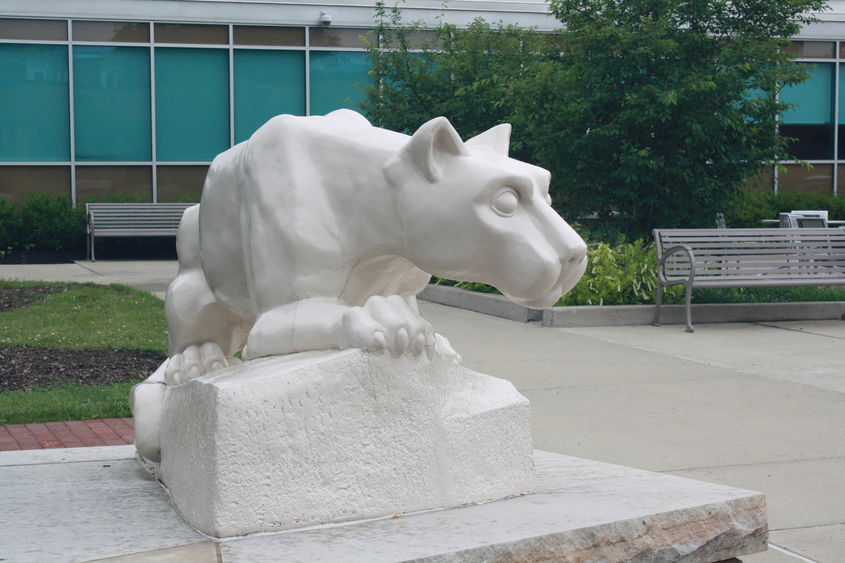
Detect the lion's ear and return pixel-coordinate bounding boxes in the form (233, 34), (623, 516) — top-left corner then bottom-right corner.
(399, 117), (468, 182)
(465, 124), (511, 157)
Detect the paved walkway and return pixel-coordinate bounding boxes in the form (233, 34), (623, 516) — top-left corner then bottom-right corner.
(1, 260), (844, 562)
(0, 418), (133, 451)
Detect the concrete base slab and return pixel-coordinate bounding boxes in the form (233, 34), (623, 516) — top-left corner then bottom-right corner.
(0, 447), (767, 562)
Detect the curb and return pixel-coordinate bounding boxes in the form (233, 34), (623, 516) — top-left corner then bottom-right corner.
(418, 284), (845, 327)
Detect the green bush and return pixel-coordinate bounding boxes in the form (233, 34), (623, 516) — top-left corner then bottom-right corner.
(78, 191), (148, 205)
(725, 190), (845, 227)
(557, 239), (681, 306)
(430, 277), (500, 294)
(15, 194), (86, 251)
(0, 197), (19, 252)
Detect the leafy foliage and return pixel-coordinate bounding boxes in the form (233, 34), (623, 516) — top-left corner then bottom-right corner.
(724, 189), (845, 227)
(14, 194), (86, 251)
(0, 198), (18, 253)
(363, 0), (828, 239)
(362, 4), (546, 158)
(558, 239), (665, 306)
(526, 0), (827, 238)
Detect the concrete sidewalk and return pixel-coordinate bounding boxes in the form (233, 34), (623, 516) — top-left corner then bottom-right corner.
(0, 260), (177, 295)
(1, 261), (843, 562)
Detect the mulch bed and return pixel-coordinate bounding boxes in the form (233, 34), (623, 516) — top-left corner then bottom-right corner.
(0, 283), (166, 391)
(0, 346), (166, 391)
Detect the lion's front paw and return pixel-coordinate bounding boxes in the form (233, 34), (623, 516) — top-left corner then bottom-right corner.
(164, 342), (229, 386)
(340, 295), (435, 357)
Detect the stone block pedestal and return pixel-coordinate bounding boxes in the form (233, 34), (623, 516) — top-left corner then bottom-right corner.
(154, 350), (535, 538)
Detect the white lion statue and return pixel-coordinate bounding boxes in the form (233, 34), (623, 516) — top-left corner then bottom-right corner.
(132, 110), (587, 462)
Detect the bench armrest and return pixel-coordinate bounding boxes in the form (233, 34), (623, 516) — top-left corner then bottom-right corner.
(657, 244), (696, 286)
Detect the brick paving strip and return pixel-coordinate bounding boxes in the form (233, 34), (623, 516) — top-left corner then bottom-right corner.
(0, 418), (133, 451)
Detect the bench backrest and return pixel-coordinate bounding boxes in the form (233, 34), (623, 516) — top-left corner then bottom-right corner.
(654, 228), (845, 282)
(86, 203), (194, 233)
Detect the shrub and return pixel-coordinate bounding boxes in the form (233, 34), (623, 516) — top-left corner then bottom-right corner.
(15, 194), (86, 251)
(725, 190), (845, 227)
(0, 197), (19, 251)
(557, 239), (678, 306)
(78, 192), (147, 205)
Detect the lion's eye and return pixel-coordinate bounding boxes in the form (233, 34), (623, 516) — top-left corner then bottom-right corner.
(492, 189), (519, 216)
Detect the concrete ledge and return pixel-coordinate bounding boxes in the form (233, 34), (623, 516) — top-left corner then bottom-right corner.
(420, 283), (845, 327)
(0, 448), (768, 562)
(419, 284), (542, 322)
(544, 301), (845, 328)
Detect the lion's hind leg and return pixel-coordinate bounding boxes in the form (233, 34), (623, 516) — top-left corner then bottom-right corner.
(164, 205), (251, 385)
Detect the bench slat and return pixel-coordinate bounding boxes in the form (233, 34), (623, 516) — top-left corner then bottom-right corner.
(85, 202), (195, 261)
(653, 227), (845, 331)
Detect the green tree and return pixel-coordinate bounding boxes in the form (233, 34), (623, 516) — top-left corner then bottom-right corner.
(362, 3), (546, 156)
(363, 0), (827, 239)
(520, 0), (828, 238)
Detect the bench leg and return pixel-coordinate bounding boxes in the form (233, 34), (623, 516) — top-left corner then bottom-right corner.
(652, 284), (664, 326)
(684, 281), (694, 333)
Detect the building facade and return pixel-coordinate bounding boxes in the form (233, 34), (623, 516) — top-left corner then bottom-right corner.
(0, 0), (843, 205)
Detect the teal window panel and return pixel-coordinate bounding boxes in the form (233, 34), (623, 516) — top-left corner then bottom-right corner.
(234, 49), (305, 143)
(309, 51), (371, 116)
(73, 46), (152, 161)
(155, 48), (230, 161)
(0, 44), (69, 161)
(781, 62), (833, 125)
(838, 63), (845, 125)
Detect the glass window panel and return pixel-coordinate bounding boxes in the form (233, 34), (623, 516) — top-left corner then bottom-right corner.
(156, 165), (208, 202)
(0, 166), (70, 206)
(778, 163), (832, 195)
(73, 21), (149, 43)
(309, 51), (371, 116)
(155, 48), (230, 161)
(234, 50), (305, 142)
(76, 166), (152, 203)
(310, 28), (375, 48)
(780, 124), (834, 160)
(154, 23), (228, 45)
(234, 26), (304, 46)
(785, 41), (835, 59)
(0, 44), (70, 161)
(782, 63), (833, 124)
(0, 19), (67, 41)
(780, 63), (834, 160)
(73, 46), (151, 161)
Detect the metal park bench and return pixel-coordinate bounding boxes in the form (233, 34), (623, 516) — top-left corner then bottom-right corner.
(86, 202), (194, 261)
(653, 228), (845, 332)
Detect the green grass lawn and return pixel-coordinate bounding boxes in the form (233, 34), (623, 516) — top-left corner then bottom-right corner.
(0, 281), (167, 352)
(0, 382), (138, 425)
(0, 281), (167, 424)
